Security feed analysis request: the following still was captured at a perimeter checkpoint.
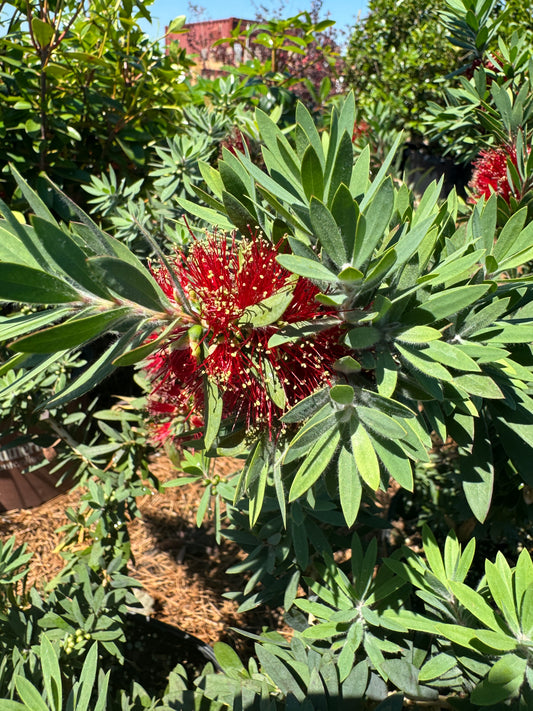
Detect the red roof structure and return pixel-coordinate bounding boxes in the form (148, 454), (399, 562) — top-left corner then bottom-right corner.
(165, 17), (254, 77)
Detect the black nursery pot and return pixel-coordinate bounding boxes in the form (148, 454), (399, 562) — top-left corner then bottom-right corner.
(119, 613), (220, 694)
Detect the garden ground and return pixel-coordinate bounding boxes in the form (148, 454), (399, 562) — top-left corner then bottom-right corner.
(0, 455), (286, 659)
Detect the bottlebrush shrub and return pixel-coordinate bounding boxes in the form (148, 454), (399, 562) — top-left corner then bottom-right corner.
(1, 90), (533, 706)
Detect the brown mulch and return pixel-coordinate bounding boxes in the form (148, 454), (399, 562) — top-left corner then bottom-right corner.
(0, 454), (284, 656)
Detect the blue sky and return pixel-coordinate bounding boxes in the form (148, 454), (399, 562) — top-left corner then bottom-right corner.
(140, 1), (369, 39)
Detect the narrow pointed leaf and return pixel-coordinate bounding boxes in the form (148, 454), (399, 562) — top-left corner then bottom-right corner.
(10, 308), (131, 353)
(88, 256), (168, 311)
(289, 429), (340, 501)
(0, 264), (81, 303)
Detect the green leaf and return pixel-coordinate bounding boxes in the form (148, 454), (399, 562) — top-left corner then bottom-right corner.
(238, 285), (294, 327)
(449, 581), (505, 633)
(345, 326), (381, 350)
(419, 653), (457, 682)
(204, 379), (223, 451)
(364, 246), (397, 287)
(424, 340), (481, 372)
(453, 373), (503, 399)
(267, 316), (340, 348)
(196, 485), (211, 527)
(0, 264), (80, 303)
(372, 437), (414, 490)
(434, 622), (479, 649)
(10, 308), (130, 354)
(357, 407), (407, 440)
(338, 444), (362, 527)
(460, 418), (494, 522)
(283, 405), (336, 463)
(88, 256), (168, 312)
(351, 424), (380, 490)
(176, 197), (234, 231)
(486, 555), (519, 633)
(302, 620), (340, 640)
(255, 644), (305, 701)
(262, 358), (287, 410)
(331, 184), (358, 259)
(310, 197), (347, 266)
(31, 217), (109, 298)
(40, 635), (62, 711)
(289, 429), (340, 501)
(31, 17), (54, 46)
(362, 390), (416, 419)
(395, 216), (437, 268)
(222, 190), (257, 235)
(301, 145), (324, 201)
(0, 223), (41, 268)
(256, 108), (300, 178)
(338, 624), (363, 681)
(10, 165), (56, 223)
(422, 525), (447, 583)
(474, 629), (518, 652)
(14, 676), (48, 711)
(335, 355), (362, 374)
(330, 384), (354, 405)
(341, 660), (368, 701)
(471, 669), (524, 706)
(396, 343), (453, 381)
(412, 284), (491, 322)
(519, 584), (533, 636)
(276, 254), (338, 282)
(295, 102), (324, 168)
(354, 177), (394, 267)
(478, 322), (533, 344)
(381, 659), (419, 697)
(44, 325), (144, 409)
(326, 130), (354, 205)
(0, 700), (26, 710)
(492, 207), (528, 262)
(112, 319), (180, 366)
(359, 133), (403, 212)
(167, 15), (186, 32)
(284, 570), (300, 610)
(375, 350), (398, 398)
(213, 642), (246, 676)
(419, 249), (485, 288)
(280, 388), (329, 423)
(514, 548), (533, 619)
(396, 326), (442, 344)
(350, 148), (370, 199)
(459, 296), (511, 339)
(0, 308), (71, 341)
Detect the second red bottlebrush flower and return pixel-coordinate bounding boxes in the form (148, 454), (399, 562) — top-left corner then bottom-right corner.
(146, 234), (347, 440)
(469, 144), (518, 204)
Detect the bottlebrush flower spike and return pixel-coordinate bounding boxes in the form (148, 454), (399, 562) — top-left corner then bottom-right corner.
(469, 144), (518, 204)
(146, 234), (347, 440)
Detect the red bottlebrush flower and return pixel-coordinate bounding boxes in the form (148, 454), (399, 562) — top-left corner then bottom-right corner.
(465, 54), (501, 82)
(220, 127), (250, 157)
(352, 120), (370, 142)
(146, 235), (347, 440)
(468, 144), (518, 204)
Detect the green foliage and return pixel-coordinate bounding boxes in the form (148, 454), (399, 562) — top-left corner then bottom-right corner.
(1, 2), (533, 706)
(424, 0), (533, 166)
(345, 0), (459, 135)
(0, 0), (193, 214)
(213, 10), (341, 116)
